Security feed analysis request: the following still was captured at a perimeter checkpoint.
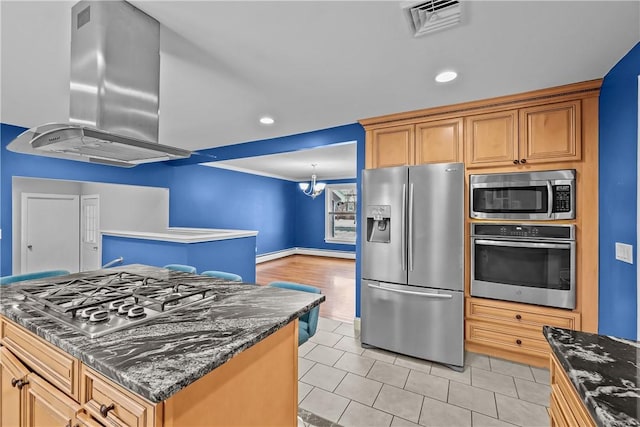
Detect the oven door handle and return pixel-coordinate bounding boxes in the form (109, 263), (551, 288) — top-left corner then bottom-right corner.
(367, 284), (453, 299)
(474, 239), (571, 250)
(547, 181), (554, 218)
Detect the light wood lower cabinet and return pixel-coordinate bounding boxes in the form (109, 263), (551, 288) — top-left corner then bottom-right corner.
(25, 372), (81, 427)
(465, 298), (581, 367)
(549, 352), (595, 427)
(1, 316), (299, 427)
(1, 346), (30, 427)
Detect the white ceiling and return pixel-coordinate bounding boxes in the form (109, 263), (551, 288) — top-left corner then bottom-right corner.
(1, 1), (639, 179)
(202, 141), (357, 182)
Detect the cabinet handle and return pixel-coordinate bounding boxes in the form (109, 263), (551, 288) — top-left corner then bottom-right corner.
(520, 159), (527, 164)
(515, 314), (522, 320)
(513, 160), (519, 165)
(16, 379), (29, 389)
(11, 378), (19, 387)
(100, 403), (115, 418)
(516, 339), (522, 345)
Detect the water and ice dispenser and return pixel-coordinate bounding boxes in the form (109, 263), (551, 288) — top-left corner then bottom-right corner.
(366, 205), (391, 243)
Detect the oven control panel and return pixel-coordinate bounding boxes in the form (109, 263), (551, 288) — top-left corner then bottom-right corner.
(472, 223), (574, 240)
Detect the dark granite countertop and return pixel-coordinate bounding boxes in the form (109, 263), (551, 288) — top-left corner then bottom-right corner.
(0, 264), (324, 403)
(544, 326), (640, 427)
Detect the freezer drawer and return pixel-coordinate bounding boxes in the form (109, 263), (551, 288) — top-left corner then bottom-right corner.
(360, 280), (464, 367)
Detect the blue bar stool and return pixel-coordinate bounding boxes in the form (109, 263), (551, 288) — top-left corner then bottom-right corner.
(0, 270), (70, 285)
(163, 264), (197, 274)
(201, 270), (243, 282)
(268, 281), (321, 345)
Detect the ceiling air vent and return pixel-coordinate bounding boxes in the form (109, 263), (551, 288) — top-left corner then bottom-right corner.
(403, 0), (462, 37)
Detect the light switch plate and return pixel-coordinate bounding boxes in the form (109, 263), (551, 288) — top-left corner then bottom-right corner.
(615, 242), (634, 264)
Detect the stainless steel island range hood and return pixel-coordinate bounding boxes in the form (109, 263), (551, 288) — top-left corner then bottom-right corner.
(7, 1), (191, 167)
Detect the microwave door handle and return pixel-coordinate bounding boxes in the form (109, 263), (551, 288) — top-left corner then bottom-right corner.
(547, 181), (554, 218)
(475, 239), (571, 250)
(401, 184), (406, 272)
(367, 283), (453, 299)
(408, 183), (414, 272)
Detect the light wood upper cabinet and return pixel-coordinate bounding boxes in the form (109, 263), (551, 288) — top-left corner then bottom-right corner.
(465, 111), (518, 167)
(520, 100), (581, 163)
(367, 125), (415, 169)
(466, 101), (582, 168)
(415, 118), (463, 165)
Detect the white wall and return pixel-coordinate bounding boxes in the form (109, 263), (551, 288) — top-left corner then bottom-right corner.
(12, 177), (82, 272)
(11, 177), (170, 273)
(80, 182), (169, 232)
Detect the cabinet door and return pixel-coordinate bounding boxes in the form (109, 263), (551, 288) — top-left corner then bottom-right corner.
(415, 118), (463, 164)
(25, 372), (81, 427)
(1, 347), (30, 427)
(519, 100), (581, 163)
(367, 125), (414, 168)
(465, 110), (518, 168)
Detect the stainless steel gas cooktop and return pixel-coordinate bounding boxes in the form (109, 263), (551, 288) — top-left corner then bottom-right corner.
(14, 271), (216, 338)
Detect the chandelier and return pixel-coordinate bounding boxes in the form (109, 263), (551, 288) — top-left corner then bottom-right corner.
(299, 164), (326, 199)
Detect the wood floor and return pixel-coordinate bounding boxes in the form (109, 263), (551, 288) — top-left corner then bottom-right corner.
(256, 255), (355, 323)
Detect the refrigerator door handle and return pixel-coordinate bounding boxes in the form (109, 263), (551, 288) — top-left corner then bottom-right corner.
(546, 180), (554, 218)
(401, 183), (407, 271)
(367, 283), (453, 299)
(408, 182), (414, 272)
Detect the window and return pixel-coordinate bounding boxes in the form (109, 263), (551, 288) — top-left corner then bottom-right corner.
(325, 184), (357, 244)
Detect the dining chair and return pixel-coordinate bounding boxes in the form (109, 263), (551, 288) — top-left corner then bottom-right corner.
(200, 270), (243, 282)
(0, 270), (70, 285)
(163, 264), (197, 274)
(267, 281), (321, 345)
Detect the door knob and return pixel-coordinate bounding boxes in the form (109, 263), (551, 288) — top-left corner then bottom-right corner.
(520, 159), (527, 164)
(512, 160), (519, 165)
(27, 245), (33, 250)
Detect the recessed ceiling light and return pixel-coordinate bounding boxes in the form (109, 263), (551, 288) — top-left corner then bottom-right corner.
(435, 71), (458, 83)
(259, 116), (275, 125)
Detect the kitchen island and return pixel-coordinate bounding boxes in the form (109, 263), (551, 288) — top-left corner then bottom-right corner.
(0, 265), (324, 426)
(545, 326), (640, 427)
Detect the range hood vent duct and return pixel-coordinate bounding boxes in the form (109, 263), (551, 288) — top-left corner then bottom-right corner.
(7, 1), (191, 167)
(403, 0), (462, 37)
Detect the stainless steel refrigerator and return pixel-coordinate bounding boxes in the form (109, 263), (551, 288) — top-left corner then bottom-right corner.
(361, 163), (464, 368)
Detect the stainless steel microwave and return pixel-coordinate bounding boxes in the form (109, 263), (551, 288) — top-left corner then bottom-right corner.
(470, 169), (575, 220)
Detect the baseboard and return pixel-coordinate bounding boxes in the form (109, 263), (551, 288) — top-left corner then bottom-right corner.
(256, 247), (356, 264)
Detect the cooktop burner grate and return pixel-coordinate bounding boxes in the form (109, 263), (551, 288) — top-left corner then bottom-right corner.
(14, 270), (219, 337)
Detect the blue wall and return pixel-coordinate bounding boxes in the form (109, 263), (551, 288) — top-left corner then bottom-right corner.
(169, 165), (296, 255)
(1, 123), (366, 291)
(1, 123), (174, 276)
(599, 42), (640, 339)
(294, 178), (357, 252)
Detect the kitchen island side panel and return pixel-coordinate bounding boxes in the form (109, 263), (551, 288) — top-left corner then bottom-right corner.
(101, 235), (257, 282)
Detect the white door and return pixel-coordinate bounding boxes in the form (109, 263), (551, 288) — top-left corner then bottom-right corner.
(80, 195), (101, 272)
(21, 193), (80, 274)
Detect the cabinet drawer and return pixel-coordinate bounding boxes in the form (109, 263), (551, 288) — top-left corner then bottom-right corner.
(81, 365), (159, 427)
(1, 318), (80, 399)
(466, 319), (550, 357)
(466, 298), (580, 330)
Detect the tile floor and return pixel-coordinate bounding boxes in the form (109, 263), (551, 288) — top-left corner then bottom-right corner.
(297, 317), (551, 427)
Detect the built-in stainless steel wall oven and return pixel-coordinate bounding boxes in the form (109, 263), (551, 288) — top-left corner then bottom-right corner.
(471, 223), (575, 309)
